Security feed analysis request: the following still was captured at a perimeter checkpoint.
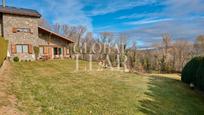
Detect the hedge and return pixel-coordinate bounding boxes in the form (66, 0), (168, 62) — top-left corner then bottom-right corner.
(181, 57), (202, 84)
(0, 38), (8, 66)
(195, 58), (204, 91)
(181, 56), (204, 91)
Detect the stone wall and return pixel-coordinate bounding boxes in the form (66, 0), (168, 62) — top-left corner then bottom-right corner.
(39, 33), (69, 47)
(38, 33), (70, 59)
(2, 14), (71, 60)
(3, 14), (39, 60)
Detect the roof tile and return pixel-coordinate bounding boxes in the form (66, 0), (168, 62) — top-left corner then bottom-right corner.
(0, 5), (41, 18)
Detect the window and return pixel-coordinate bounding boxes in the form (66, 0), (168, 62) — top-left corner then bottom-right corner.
(59, 48), (62, 55)
(16, 45), (22, 53)
(16, 45), (28, 53)
(54, 48), (62, 55)
(22, 45), (28, 53)
(54, 48), (58, 55)
(39, 47), (44, 54)
(13, 28), (32, 33)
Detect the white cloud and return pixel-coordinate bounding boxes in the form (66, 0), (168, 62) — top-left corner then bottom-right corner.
(124, 17), (204, 48)
(122, 0), (204, 47)
(117, 14), (147, 20)
(118, 0), (204, 21)
(44, 0), (93, 31)
(87, 0), (156, 16)
(163, 0), (204, 17)
(94, 25), (115, 32)
(125, 18), (173, 25)
(9, 0), (204, 47)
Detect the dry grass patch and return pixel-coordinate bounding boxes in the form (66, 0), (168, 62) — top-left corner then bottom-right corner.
(5, 60), (204, 115)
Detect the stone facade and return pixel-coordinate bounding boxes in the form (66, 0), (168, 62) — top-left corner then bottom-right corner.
(3, 14), (39, 60)
(3, 14), (39, 44)
(0, 8), (73, 61)
(38, 33), (68, 46)
(38, 31), (71, 59)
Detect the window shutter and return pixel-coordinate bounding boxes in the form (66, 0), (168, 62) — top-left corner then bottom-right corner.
(12, 28), (17, 33)
(66, 48), (69, 55)
(44, 47), (48, 54)
(28, 44), (33, 54)
(11, 44), (16, 54)
(49, 48), (53, 58)
(63, 47), (67, 56)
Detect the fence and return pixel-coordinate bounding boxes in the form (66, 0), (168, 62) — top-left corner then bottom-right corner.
(0, 38), (8, 66)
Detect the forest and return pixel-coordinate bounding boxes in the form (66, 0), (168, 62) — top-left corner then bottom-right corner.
(40, 20), (204, 73)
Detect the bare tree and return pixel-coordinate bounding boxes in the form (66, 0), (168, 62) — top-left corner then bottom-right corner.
(62, 25), (77, 41)
(98, 32), (114, 60)
(173, 40), (193, 71)
(119, 33), (128, 54)
(99, 32), (114, 44)
(195, 35), (204, 56)
(76, 26), (87, 46)
(38, 18), (51, 29)
(161, 33), (172, 72)
(53, 23), (61, 33)
(162, 33), (172, 55)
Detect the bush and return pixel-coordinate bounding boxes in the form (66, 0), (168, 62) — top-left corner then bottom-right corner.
(181, 56), (204, 91)
(13, 56), (19, 62)
(34, 46), (40, 60)
(0, 38), (8, 66)
(181, 57), (202, 84)
(195, 58), (204, 90)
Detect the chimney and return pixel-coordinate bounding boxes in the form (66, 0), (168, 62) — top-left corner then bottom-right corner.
(2, 0), (5, 7)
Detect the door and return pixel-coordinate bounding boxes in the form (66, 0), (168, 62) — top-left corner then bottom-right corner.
(53, 47), (63, 58)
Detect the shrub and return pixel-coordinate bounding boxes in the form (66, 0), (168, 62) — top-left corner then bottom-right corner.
(195, 58), (204, 91)
(181, 57), (203, 84)
(181, 56), (204, 91)
(0, 38), (8, 66)
(34, 46), (40, 60)
(13, 56), (19, 62)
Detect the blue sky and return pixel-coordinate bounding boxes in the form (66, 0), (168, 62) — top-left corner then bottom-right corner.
(4, 0), (204, 47)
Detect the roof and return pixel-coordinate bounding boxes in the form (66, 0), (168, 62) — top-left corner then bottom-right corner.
(38, 26), (75, 43)
(0, 5), (41, 18)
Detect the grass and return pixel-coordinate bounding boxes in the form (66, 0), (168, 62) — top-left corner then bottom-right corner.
(7, 60), (204, 114)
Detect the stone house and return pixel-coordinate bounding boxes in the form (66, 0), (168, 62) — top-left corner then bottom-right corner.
(0, 5), (74, 61)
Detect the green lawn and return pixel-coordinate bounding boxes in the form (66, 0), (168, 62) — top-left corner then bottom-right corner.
(8, 60), (204, 115)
